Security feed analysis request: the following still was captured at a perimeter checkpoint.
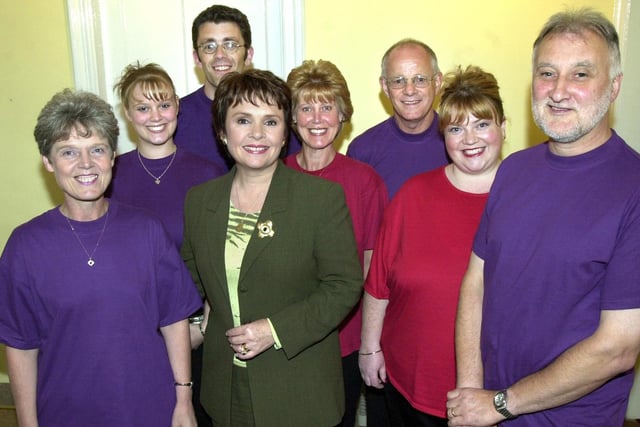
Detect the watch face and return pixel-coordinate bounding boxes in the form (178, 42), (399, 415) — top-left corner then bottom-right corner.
(494, 391), (506, 409)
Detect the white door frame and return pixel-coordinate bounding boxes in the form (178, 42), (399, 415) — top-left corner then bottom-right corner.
(65, 0), (304, 152)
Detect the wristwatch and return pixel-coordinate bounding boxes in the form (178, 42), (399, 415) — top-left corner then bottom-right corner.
(493, 389), (516, 419)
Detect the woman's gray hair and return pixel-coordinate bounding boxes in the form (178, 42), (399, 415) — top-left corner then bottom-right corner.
(34, 89), (119, 156)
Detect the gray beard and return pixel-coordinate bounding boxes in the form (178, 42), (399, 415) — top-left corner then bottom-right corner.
(532, 91), (612, 144)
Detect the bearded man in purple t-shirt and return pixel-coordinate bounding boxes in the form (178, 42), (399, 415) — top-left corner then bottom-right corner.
(448, 8), (640, 427)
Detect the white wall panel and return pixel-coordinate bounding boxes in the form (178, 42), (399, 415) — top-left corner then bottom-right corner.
(66, 0), (304, 153)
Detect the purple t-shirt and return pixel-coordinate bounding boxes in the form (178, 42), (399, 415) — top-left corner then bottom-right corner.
(174, 86), (301, 170)
(174, 86), (231, 170)
(108, 147), (224, 249)
(474, 131), (640, 425)
(0, 201), (202, 426)
(346, 115), (449, 198)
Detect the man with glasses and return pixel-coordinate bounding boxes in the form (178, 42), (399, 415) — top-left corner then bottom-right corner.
(347, 38), (449, 198)
(174, 5), (254, 170)
(175, 8), (252, 426)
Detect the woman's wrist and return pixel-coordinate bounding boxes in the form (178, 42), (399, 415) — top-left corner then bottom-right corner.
(174, 381), (193, 402)
(359, 349), (382, 356)
(173, 381), (193, 387)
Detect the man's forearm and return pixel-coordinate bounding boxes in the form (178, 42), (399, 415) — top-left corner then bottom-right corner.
(507, 308), (640, 416)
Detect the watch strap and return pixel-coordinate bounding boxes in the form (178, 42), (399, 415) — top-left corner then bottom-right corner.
(496, 405), (516, 419)
(494, 390), (516, 419)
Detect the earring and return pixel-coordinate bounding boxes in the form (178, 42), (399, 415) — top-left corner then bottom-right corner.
(221, 137), (228, 145)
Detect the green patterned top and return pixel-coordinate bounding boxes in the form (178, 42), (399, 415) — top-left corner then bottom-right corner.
(225, 203), (259, 367)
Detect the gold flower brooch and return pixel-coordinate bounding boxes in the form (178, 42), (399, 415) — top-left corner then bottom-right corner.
(257, 220), (274, 238)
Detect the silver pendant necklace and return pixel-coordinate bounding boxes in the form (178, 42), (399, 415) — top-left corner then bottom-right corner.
(65, 209), (109, 267)
(137, 149), (177, 184)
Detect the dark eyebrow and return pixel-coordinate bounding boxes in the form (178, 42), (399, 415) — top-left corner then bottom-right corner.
(201, 37), (239, 43)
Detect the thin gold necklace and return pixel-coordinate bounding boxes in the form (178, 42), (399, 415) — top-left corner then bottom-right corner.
(137, 149), (177, 184)
(65, 209), (109, 267)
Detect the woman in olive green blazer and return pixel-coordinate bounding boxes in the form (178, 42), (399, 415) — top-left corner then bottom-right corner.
(182, 69), (363, 427)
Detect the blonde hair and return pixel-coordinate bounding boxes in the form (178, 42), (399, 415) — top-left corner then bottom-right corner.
(287, 59), (353, 122)
(114, 62), (176, 109)
(438, 65), (504, 132)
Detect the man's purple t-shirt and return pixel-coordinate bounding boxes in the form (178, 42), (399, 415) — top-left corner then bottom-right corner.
(174, 86), (231, 170)
(346, 115), (448, 198)
(175, 86), (302, 171)
(474, 131), (640, 425)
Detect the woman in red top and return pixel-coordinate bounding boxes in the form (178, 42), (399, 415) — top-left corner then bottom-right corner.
(284, 59), (388, 427)
(359, 65), (506, 426)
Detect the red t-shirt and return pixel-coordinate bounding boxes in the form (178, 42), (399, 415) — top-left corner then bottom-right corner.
(366, 166), (488, 417)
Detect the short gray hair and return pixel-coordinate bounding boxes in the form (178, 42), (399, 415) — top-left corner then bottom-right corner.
(533, 8), (621, 79)
(34, 89), (119, 157)
(380, 38), (440, 78)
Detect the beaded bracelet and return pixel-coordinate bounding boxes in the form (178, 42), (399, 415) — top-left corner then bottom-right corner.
(174, 381), (193, 387)
(359, 349), (382, 356)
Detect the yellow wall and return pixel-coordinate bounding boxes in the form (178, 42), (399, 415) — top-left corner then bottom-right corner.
(0, 0), (73, 381)
(304, 0), (614, 155)
(1, 1), (72, 242)
(0, 0), (617, 381)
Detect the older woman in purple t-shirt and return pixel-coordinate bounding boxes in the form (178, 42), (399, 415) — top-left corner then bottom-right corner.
(0, 89), (201, 426)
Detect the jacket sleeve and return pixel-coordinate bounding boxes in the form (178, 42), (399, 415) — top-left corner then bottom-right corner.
(269, 184), (364, 358)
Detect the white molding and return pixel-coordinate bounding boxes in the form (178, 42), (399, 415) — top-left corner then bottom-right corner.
(613, 0), (631, 68)
(283, 0), (306, 76)
(65, 0), (305, 153)
(66, 0), (304, 97)
(262, 0), (305, 78)
(65, 0), (105, 96)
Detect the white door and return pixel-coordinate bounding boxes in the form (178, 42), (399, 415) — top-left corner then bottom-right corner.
(66, 0), (304, 153)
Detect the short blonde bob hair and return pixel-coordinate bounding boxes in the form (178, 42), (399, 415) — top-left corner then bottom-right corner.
(286, 59), (353, 122)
